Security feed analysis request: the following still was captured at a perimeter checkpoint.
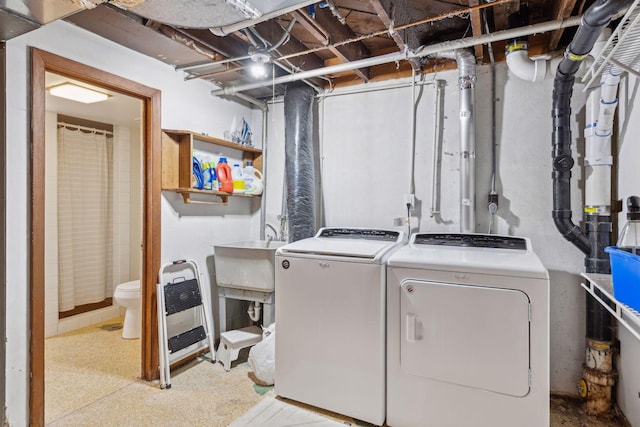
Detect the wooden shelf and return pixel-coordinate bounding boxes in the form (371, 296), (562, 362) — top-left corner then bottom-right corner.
(161, 129), (262, 204)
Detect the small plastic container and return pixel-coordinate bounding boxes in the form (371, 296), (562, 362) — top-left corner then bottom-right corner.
(606, 246), (640, 312)
(216, 157), (233, 193)
(232, 163), (245, 192)
(243, 161), (263, 195)
(618, 196), (640, 255)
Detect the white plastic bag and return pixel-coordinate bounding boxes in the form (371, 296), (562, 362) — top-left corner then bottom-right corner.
(248, 323), (276, 385)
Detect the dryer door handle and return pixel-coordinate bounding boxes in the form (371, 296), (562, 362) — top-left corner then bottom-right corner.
(406, 313), (417, 343)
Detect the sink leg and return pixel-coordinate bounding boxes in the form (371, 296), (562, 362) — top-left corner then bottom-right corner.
(263, 302), (275, 327)
(218, 295), (227, 334)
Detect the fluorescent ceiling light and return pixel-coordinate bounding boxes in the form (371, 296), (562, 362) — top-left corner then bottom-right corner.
(48, 83), (111, 104)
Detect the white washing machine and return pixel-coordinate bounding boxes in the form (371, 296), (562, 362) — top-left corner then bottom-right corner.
(386, 233), (549, 427)
(275, 227), (406, 426)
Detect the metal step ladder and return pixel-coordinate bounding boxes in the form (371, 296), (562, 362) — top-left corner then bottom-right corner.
(157, 259), (215, 389)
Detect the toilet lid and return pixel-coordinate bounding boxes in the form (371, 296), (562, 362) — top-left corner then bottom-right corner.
(117, 280), (140, 292)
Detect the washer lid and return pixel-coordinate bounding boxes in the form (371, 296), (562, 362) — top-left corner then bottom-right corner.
(278, 228), (404, 260)
(387, 233), (548, 279)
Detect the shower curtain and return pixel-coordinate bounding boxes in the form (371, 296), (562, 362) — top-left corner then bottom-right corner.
(57, 127), (114, 312)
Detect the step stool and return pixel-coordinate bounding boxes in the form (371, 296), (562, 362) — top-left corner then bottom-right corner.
(217, 325), (263, 371)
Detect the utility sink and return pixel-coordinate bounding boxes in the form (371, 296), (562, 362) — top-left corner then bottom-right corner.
(214, 240), (286, 292)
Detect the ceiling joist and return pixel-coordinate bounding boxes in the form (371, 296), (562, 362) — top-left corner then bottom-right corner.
(548, 0), (579, 51)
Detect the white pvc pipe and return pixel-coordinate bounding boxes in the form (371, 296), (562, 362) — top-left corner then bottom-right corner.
(506, 49), (548, 82)
(247, 301), (262, 322)
(585, 66), (620, 210)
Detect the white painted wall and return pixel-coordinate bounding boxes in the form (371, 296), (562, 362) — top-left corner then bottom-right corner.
(264, 62), (587, 396)
(615, 73), (640, 426)
(5, 20), (259, 424)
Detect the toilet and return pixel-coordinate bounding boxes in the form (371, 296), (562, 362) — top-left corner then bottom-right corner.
(113, 280), (141, 339)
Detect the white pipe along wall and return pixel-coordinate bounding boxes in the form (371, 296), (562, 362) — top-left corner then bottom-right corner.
(434, 49), (477, 233)
(505, 41), (549, 82)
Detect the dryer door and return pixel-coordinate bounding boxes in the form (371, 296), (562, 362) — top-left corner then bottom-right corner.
(400, 280), (530, 397)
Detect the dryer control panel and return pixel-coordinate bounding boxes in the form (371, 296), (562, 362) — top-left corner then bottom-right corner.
(317, 228), (401, 242)
(414, 233), (527, 250)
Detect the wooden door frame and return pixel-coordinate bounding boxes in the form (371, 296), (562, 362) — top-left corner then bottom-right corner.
(30, 48), (161, 426)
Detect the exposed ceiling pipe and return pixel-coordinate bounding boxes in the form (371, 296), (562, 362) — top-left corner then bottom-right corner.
(505, 4), (549, 82)
(211, 15), (583, 97)
(231, 91), (268, 111)
(506, 46), (549, 82)
(434, 49), (477, 234)
(185, 0), (508, 74)
(209, 0), (317, 36)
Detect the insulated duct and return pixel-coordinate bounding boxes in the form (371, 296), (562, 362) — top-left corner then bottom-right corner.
(435, 49), (477, 233)
(551, 0), (631, 256)
(284, 82), (317, 242)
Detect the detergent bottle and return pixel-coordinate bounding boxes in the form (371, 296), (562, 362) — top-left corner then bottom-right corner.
(232, 163), (246, 192)
(243, 161), (264, 195)
(192, 152), (204, 190)
(216, 157), (233, 193)
(202, 156), (213, 190)
(210, 161), (219, 191)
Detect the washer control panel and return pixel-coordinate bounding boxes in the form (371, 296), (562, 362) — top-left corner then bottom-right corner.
(413, 233), (527, 250)
(317, 228), (401, 242)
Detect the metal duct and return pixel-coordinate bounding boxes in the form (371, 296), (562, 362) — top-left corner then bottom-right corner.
(284, 82), (317, 242)
(435, 49), (477, 233)
(116, 0), (317, 32)
(0, 0), (101, 41)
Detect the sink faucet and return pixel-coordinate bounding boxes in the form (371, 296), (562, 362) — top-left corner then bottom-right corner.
(265, 223), (278, 242)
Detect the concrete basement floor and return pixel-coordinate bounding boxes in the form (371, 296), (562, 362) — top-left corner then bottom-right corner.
(45, 319), (627, 426)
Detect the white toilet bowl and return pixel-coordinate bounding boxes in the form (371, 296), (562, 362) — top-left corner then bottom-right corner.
(113, 280), (141, 339)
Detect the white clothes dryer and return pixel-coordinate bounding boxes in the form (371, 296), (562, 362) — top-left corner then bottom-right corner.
(386, 233), (549, 427)
(275, 227), (406, 426)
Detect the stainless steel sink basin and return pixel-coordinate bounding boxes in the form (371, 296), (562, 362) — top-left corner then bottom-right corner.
(214, 240), (286, 292)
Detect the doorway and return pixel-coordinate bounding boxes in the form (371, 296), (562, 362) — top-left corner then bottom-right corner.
(30, 49), (161, 427)
(43, 72), (143, 422)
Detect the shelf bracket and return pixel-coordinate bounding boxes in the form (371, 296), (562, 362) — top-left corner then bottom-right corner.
(180, 192), (228, 205)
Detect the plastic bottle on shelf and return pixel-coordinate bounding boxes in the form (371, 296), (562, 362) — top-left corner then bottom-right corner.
(202, 156), (213, 190)
(210, 162), (219, 191)
(192, 152), (204, 190)
(216, 157), (233, 193)
(232, 163), (246, 192)
(618, 196), (640, 255)
(243, 161), (264, 195)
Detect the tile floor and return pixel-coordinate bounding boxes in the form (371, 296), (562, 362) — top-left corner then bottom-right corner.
(45, 318), (625, 426)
